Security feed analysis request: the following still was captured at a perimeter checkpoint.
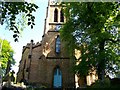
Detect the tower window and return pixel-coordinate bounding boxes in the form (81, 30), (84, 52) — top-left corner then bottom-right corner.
(55, 36), (60, 54)
(60, 10), (64, 22)
(54, 8), (58, 22)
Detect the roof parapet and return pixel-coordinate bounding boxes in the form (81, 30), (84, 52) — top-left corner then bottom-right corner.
(22, 40), (42, 54)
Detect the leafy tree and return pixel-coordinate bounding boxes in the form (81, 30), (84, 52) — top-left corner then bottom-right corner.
(60, 2), (120, 80)
(0, 38), (15, 76)
(0, 1), (38, 42)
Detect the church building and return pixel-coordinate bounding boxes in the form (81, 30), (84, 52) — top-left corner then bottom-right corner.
(17, 0), (97, 88)
(17, 0), (75, 88)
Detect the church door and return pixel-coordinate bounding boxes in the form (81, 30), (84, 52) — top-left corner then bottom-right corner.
(53, 68), (62, 88)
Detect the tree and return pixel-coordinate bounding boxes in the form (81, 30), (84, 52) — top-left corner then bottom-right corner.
(0, 1), (38, 42)
(0, 38), (15, 76)
(60, 2), (120, 80)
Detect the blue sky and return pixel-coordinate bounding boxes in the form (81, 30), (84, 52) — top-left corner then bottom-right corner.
(0, 0), (48, 74)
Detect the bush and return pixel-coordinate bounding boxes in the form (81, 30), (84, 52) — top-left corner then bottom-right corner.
(26, 85), (47, 90)
(90, 78), (110, 88)
(90, 78), (120, 88)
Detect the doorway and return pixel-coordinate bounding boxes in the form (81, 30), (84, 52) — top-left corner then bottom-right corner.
(53, 67), (62, 88)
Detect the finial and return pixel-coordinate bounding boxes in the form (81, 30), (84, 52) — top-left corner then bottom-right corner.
(31, 40), (34, 43)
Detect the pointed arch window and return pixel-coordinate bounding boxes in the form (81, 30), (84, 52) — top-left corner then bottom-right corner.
(60, 10), (64, 22)
(54, 8), (58, 22)
(53, 67), (62, 88)
(55, 36), (61, 54)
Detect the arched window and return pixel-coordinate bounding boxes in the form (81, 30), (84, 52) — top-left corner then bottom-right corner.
(60, 10), (64, 22)
(55, 36), (60, 54)
(54, 8), (58, 22)
(53, 67), (62, 88)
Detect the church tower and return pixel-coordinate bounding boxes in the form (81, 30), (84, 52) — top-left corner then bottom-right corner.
(40, 0), (75, 88)
(17, 0), (75, 88)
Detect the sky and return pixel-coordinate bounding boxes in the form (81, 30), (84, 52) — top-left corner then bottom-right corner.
(0, 0), (48, 74)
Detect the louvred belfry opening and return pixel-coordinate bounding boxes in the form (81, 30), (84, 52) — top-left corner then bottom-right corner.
(60, 10), (64, 22)
(54, 8), (58, 22)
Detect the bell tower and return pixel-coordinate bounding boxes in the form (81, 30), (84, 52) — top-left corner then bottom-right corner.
(41, 0), (75, 88)
(43, 0), (64, 35)
(42, 0), (66, 57)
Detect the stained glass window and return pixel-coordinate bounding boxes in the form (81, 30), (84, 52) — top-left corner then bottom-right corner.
(56, 36), (60, 54)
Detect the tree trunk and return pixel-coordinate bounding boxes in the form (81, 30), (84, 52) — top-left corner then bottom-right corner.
(98, 41), (105, 80)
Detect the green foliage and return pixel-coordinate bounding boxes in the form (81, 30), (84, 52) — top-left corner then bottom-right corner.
(90, 78), (110, 88)
(0, 38), (15, 75)
(1, 1), (39, 42)
(90, 78), (120, 88)
(60, 2), (120, 78)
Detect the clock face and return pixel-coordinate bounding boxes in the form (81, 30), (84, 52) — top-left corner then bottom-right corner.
(51, 0), (56, 4)
(51, 0), (59, 5)
(55, 25), (61, 31)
